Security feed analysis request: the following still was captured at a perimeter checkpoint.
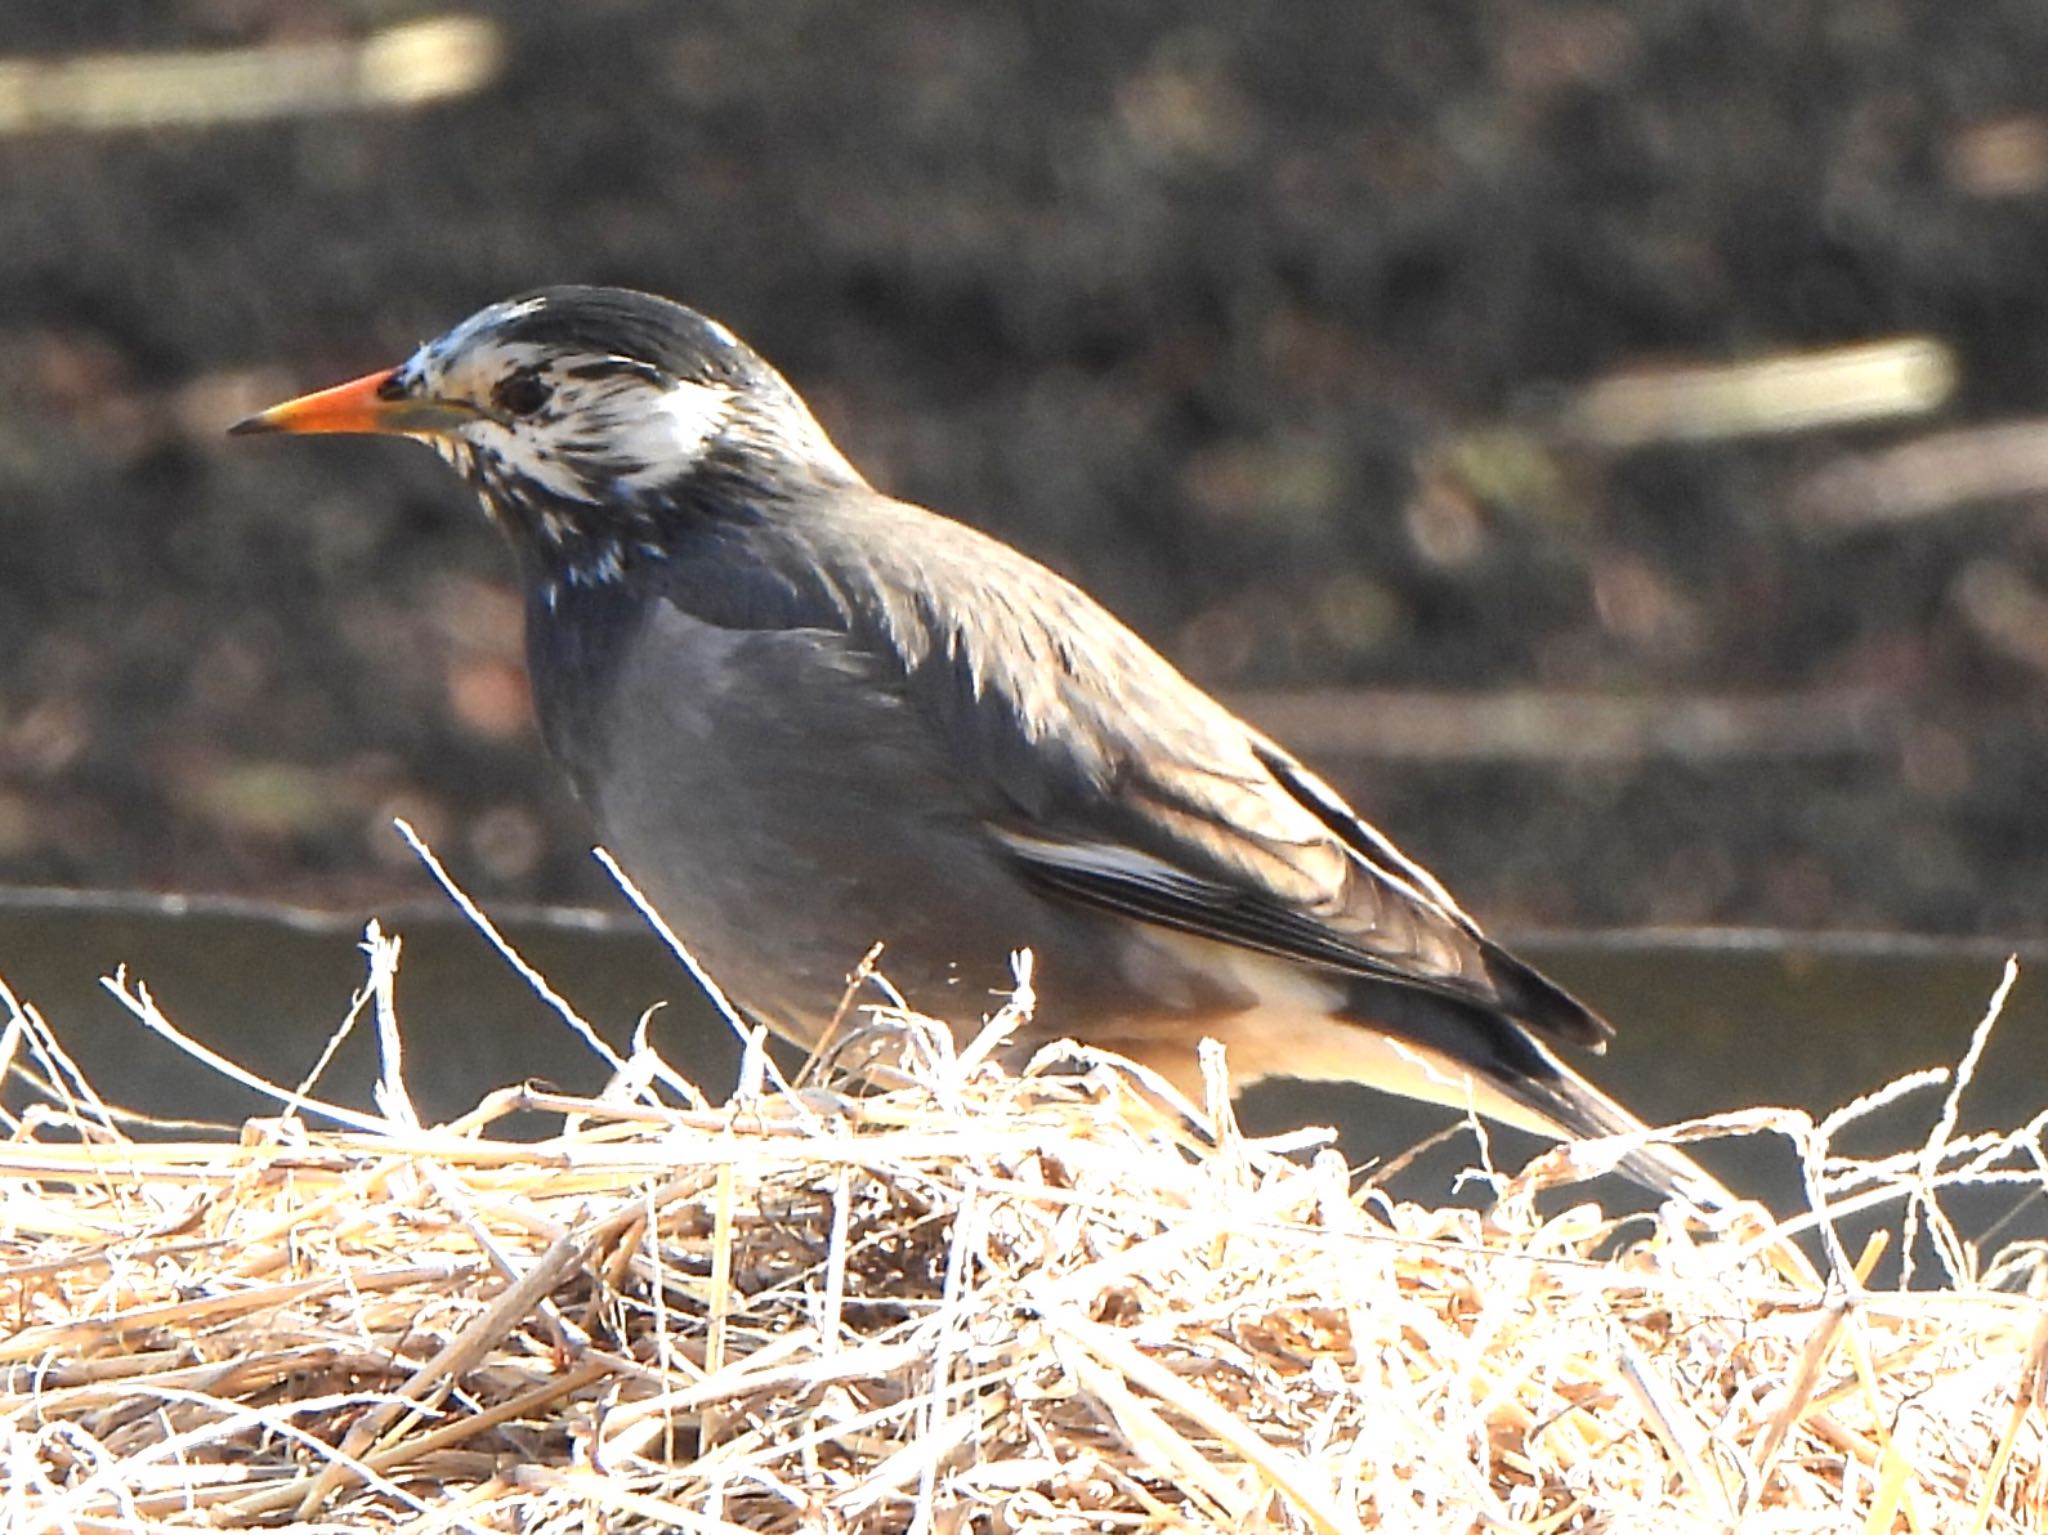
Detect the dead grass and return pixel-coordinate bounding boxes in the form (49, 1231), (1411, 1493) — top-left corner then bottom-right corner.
(1, 898), (2045, 1532)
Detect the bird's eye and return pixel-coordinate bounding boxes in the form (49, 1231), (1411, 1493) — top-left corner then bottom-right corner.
(493, 370), (554, 418)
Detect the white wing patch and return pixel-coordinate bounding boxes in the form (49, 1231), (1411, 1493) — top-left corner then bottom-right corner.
(992, 831), (1213, 896)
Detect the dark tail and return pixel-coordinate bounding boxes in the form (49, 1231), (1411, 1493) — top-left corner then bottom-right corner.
(1343, 978), (1733, 1209)
(1492, 1053), (1735, 1210)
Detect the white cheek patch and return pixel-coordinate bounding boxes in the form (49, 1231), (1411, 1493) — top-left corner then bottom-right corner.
(604, 380), (737, 490)
(463, 376), (737, 505)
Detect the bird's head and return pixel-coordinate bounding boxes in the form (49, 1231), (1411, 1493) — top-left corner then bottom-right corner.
(233, 287), (858, 575)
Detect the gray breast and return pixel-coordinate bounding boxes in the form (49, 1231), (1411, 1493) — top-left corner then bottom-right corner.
(583, 597), (1147, 1042)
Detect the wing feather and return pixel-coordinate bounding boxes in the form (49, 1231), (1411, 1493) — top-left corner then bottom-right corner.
(800, 491), (1612, 1051)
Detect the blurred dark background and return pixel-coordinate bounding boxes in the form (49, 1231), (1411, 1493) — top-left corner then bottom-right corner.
(3, 0), (2048, 941)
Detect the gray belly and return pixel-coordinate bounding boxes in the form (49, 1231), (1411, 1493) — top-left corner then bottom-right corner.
(581, 601), (1147, 1044)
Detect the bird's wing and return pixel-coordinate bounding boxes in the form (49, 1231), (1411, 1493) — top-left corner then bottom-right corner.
(846, 510), (1611, 1052)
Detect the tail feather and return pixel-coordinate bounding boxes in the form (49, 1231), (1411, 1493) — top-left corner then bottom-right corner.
(1338, 977), (1733, 1209)
(1492, 1056), (1735, 1210)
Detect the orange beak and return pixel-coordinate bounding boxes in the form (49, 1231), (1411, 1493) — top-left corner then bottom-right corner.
(229, 366), (481, 437)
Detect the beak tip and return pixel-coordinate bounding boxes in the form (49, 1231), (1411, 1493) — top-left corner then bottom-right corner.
(223, 366), (414, 439)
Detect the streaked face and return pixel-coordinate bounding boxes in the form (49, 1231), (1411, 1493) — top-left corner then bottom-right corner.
(388, 296), (745, 508)
(233, 286), (857, 577)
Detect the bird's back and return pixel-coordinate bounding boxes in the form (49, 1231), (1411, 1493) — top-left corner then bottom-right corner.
(543, 479), (1610, 1059)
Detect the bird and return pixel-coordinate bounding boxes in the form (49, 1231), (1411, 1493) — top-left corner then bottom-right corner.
(233, 285), (1723, 1205)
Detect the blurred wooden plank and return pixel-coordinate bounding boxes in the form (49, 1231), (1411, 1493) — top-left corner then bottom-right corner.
(1558, 338), (1955, 447)
(1227, 687), (1900, 763)
(0, 17), (499, 134)
(1794, 418), (2048, 532)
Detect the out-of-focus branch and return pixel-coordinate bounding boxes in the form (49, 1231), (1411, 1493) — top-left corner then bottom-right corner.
(1229, 687), (1900, 764)
(0, 17), (500, 134)
(1557, 338), (1956, 448)
(1795, 419), (2048, 532)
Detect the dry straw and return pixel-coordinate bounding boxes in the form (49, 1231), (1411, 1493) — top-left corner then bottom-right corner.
(2, 882), (2045, 1532)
